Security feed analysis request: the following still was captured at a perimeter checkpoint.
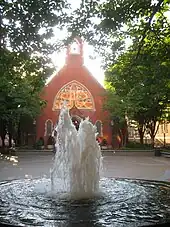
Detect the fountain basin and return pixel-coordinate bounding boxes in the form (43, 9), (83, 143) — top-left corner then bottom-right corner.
(0, 178), (170, 227)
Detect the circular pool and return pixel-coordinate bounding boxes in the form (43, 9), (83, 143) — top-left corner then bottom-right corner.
(0, 178), (170, 226)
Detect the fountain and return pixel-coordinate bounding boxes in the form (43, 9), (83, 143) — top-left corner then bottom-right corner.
(50, 104), (102, 198)
(0, 105), (170, 226)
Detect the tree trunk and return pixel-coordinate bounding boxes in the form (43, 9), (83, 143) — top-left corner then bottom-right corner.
(8, 132), (12, 147)
(122, 120), (128, 147)
(121, 129), (128, 147)
(148, 120), (157, 148)
(139, 133), (144, 144)
(17, 120), (21, 146)
(151, 135), (155, 148)
(25, 132), (29, 145)
(7, 120), (13, 147)
(137, 119), (146, 145)
(0, 119), (7, 148)
(1, 135), (5, 147)
(138, 128), (144, 144)
(119, 129), (124, 147)
(123, 132), (127, 147)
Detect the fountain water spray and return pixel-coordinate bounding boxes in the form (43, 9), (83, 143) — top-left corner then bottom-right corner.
(50, 104), (102, 197)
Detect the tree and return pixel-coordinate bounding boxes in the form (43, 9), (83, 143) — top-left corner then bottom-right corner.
(0, 0), (70, 51)
(105, 37), (170, 146)
(103, 85), (128, 147)
(0, 50), (52, 146)
(0, 0), (70, 147)
(66, 0), (170, 66)
(63, 0), (170, 148)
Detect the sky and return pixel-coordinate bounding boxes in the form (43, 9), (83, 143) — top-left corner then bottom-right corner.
(48, 0), (105, 86)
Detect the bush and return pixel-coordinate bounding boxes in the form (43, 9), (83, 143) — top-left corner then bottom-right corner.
(125, 141), (152, 150)
(38, 137), (44, 146)
(34, 137), (44, 150)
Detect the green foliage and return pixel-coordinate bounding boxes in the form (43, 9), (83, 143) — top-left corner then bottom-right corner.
(90, 0), (170, 146)
(0, 0), (69, 146)
(124, 141), (153, 150)
(65, 0), (166, 146)
(0, 49), (51, 119)
(103, 88), (126, 124)
(0, 0), (69, 52)
(66, 0), (170, 67)
(105, 35), (170, 145)
(35, 137), (45, 150)
(65, 0), (170, 147)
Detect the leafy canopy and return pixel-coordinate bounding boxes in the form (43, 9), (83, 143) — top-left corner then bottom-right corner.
(0, 0), (70, 143)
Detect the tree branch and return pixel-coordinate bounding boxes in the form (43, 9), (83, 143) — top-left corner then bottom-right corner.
(136, 0), (164, 59)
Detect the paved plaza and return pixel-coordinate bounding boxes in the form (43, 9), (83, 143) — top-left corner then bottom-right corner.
(0, 151), (170, 182)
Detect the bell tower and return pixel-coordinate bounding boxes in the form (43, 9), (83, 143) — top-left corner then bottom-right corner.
(66, 37), (84, 66)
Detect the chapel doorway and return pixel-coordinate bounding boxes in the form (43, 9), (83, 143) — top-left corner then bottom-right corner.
(71, 115), (81, 130)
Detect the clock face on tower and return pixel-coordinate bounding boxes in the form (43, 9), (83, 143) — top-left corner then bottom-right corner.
(52, 80), (95, 111)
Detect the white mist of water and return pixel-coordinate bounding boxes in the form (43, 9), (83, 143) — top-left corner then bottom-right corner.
(50, 104), (102, 198)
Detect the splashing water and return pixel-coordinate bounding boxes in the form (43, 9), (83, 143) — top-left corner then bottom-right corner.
(50, 105), (102, 198)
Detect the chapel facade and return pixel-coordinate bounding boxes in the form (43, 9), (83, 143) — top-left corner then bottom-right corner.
(36, 38), (113, 147)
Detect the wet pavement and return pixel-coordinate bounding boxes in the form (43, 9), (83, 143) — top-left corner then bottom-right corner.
(0, 151), (170, 182)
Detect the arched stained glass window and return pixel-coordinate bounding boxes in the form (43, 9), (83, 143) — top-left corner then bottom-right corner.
(52, 80), (95, 111)
(95, 120), (103, 137)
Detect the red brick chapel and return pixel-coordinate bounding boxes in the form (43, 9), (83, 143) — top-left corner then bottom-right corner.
(36, 37), (113, 147)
